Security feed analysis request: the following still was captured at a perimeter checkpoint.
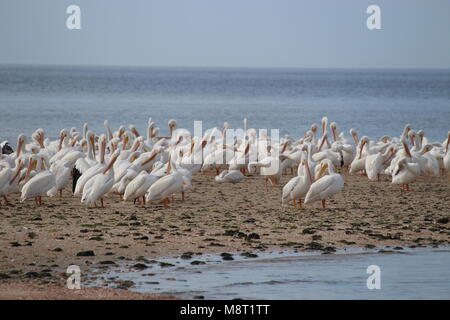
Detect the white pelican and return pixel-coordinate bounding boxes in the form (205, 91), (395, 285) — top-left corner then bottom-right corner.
(47, 160), (72, 197)
(392, 157), (421, 191)
(420, 145), (440, 177)
(365, 146), (396, 181)
(81, 151), (120, 207)
(228, 143), (251, 174)
(282, 159), (314, 209)
(202, 147), (235, 175)
(74, 131), (97, 173)
(304, 159), (344, 208)
(73, 135), (107, 196)
(215, 169), (245, 183)
(0, 162), (12, 205)
(146, 157), (188, 207)
(248, 150), (283, 187)
(349, 136), (370, 175)
(104, 120), (114, 141)
(123, 171), (159, 204)
(21, 156), (56, 205)
(0, 161), (24, 205)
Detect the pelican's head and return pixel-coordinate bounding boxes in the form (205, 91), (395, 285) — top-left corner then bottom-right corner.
(129, 125), (140, 137)
(321, 117), (328, 133)
(394, 158), (407, 176)
(408, 130), (416, 146)
(152, 127), (159, 138)
(17, 133), (26, 147)
(317, 160), (330, 179)
(117, 125), (126, 139)
(330, 122), (338, 141)
(86, 130), (94, 143)
(168, 119), (177, 134)
(60, 129), (69, 140)
(311, 124), (318, 133)
(29, 145), (39, 154)
(148, 120), (155, 130)
(330, 122), (337, 131)
(360, 136), (369, 145)
(422, 144), (432, 153)
(223, 122), (229, 130)
(79, 138), (88, 150)
(417, 129), (424, 138)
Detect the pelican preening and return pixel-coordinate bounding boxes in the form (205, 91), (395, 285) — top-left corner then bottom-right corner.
(0, 117), (449, 212)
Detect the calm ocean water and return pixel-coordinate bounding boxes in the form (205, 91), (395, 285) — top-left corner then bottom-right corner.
(91, 248), (450, 299)
(1, 65), (449, 144)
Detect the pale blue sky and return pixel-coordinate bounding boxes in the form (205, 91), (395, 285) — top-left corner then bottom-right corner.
(1, 0), (449, 68)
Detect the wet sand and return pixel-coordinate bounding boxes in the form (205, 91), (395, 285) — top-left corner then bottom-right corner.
(0, 170), (449, 299)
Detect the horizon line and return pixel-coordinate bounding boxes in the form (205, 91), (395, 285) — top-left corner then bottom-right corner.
(1, 62), (449, 71)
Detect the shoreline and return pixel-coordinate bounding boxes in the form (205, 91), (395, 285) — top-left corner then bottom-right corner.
(0, 171), (449, 299)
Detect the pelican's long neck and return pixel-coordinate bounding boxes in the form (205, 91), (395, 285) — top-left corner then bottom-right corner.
(24, 160), (34, 183)
(103, 155), (118, 174)
(307, 145), (314, 163)
(99, 140), (106, 164)
(10, 165), (23, 184)
(304, 161), (314, 184)
(147, 122), (154, 141)
(16, 139), (24, 159)
(83, 123), (89, 140)
(402, 141), (412, 158)
(104, 121), (113, 141)
(358, 140), (368, 159)
(87, 138), (95, 160)
(141, 150), (159, 166)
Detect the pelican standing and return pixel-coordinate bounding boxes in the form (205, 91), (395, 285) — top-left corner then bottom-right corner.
(81, 151), (120, 207)
(305, 159), (344, 208)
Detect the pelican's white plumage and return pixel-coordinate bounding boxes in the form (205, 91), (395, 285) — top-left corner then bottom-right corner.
(391, 157), (421, 191)
(305, 159), (344, 208)
(81, 151), (120, 207)
(146, 172), (183, 205)
(215, 170), (245, 183)
(123, 171), (159, 203)
(21, 171), (56, 203)
(282, 160), (314, 209)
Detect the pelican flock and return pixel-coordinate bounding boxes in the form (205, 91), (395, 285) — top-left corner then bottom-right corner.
(1, 117), (449, 210)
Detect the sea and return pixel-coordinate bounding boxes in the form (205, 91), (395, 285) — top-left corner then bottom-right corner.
(91, 248), (450, 300)
(1, 65), (449, 145)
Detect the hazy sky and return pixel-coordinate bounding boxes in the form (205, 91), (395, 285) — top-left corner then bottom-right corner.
(1, 0), (449, 68)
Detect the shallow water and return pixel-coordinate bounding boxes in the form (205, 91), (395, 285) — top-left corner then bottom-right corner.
(92, 247), (450, 299)
(1, 65), (450, 144)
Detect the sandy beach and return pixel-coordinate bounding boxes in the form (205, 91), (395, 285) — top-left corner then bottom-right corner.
(0, 170), (449, 299)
